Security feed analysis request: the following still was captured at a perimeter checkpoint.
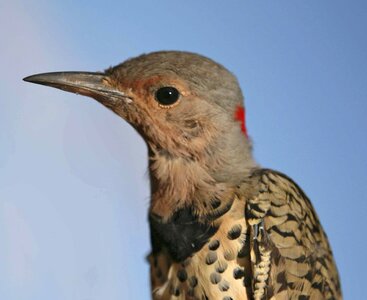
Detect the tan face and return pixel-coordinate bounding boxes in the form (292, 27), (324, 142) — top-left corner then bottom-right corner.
(104, 73), (221, 158)
(106, 74), (190, 119)
(23, 51), (245, 160)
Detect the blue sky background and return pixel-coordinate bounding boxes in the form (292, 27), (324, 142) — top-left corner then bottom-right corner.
(1, 1), (366, 299)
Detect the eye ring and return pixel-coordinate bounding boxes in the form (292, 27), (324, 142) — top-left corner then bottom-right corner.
(155, 86), (180, 108)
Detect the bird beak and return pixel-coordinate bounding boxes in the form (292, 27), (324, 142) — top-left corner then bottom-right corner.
(23, 72), (131, 107)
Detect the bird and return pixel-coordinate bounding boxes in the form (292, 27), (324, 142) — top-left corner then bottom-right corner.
(24, 51), (342, 300)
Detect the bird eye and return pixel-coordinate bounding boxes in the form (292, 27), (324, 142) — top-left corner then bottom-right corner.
(155, 87), (180, 107)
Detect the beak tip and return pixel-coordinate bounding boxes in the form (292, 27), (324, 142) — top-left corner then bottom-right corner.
(23, 74), (42, 84)
(23, 75), (32, 82)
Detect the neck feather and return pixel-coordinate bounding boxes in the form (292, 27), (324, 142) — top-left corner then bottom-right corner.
(148, 133), (256, 220)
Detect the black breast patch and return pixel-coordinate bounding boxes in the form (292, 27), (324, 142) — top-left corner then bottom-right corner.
(149, 207), (219, 262)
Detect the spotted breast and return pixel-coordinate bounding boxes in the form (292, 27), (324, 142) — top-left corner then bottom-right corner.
(147, 169), (341, 300)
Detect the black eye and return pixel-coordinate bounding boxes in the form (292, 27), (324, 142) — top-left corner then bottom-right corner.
(155, 87), (180, 106)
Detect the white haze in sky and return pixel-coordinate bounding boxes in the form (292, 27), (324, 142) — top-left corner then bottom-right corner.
(0, 1), (150, 299)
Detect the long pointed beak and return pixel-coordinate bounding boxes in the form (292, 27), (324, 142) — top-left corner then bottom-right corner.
(23, 72), (131, 107)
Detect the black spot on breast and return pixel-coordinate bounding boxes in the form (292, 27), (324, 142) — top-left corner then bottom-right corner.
(215, 261), (228, 273)
(224, 250), (235, 261)
(227, 224), (242, 240)
(233, 267), (245, 279)
(208, 239), (220, 250)
(206, 251), (218, 265)
(219, 280), (230, 292)
(206, 198), (234, 221)
(149, 207), (219, 262)
(210, 272), (222, 284)
(169, 285), (180, 296)
(177, 269), (188, 282)
(189, 276), (198, 288)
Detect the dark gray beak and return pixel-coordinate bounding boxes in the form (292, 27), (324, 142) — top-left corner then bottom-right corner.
(23, 72), (131, 107)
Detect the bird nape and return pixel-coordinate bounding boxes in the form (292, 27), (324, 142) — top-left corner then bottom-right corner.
(24, 51), (342, 300)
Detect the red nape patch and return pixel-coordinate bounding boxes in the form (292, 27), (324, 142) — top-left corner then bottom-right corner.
(234, 106), (248, 137)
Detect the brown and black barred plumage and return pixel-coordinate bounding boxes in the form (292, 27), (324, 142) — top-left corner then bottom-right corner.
(148, 169), (341, 299)
(24, 51), (342, 299)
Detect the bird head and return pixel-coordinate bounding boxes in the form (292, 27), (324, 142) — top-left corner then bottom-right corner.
(24, 51), (256, 215)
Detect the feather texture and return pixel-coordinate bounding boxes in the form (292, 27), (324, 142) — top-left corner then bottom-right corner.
(149, 169), (341, 300)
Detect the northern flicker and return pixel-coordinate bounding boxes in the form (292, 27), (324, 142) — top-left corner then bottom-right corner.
(24, 51), (342, 300)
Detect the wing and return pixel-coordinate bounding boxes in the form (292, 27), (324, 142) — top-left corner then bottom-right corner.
(246, 169), (341, 300)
